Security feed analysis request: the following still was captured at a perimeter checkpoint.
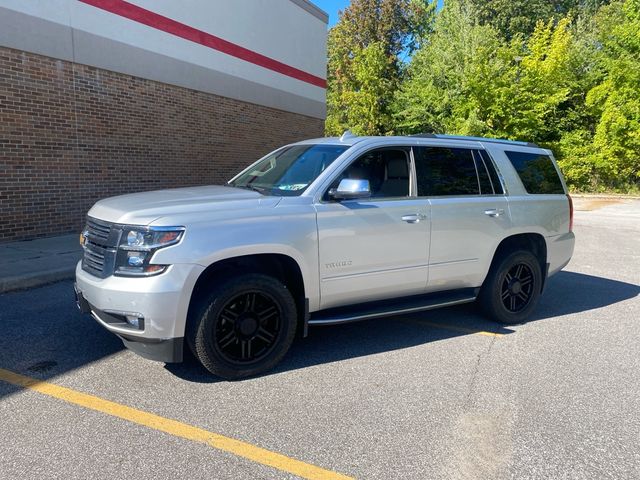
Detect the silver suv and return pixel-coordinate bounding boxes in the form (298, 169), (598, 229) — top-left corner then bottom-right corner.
(75, 133), (575, 379)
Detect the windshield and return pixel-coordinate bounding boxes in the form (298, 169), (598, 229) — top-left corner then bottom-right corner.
(229, 144), (349, 196)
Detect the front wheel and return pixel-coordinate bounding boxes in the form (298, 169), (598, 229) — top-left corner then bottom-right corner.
(187, 274), (297, 380)
(478, 250), (542, 325)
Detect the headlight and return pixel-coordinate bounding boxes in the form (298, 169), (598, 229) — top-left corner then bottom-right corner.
(114, 226), (184, 277)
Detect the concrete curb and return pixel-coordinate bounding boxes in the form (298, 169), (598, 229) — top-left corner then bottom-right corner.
(0, 233), (81, 294)
(0, 267), (76, 294)
(570, 193), (640, 200)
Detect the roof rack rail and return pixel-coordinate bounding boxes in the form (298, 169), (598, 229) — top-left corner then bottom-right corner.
(409, 133), (539, 148)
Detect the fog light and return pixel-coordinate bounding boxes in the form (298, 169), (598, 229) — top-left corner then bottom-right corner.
(127, 251), (145, 266)
(125, 314), (142, 329)
(104, 309), (145, 330)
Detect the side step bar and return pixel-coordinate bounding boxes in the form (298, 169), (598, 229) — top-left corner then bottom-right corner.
(309, 288), (478, 326)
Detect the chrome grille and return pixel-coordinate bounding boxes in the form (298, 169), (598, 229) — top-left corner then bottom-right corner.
(82, 217), (119, 278)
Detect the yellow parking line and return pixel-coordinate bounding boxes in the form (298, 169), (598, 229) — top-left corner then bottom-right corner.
(400, 319), (504, 337)
(0, 368), (353, 480)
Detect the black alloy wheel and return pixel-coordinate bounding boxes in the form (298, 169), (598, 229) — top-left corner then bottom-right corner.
(500, 262), (535, 313)
(187, 273), (297, 380)
(214, 291), (281, 364)
(478, 249), (542, 325)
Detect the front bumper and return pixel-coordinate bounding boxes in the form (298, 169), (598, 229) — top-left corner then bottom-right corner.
(75, 261), (204, 362)
(74, 284), (184, 362)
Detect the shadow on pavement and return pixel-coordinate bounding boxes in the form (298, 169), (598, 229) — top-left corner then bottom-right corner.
(167, 270), (640, 382)
(531, 271), (640, 320)
(0, 280), (123, 394)
(0, 270), (637, 389)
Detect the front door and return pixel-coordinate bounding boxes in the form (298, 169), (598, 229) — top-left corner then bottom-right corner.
(315, 148), (430, 309)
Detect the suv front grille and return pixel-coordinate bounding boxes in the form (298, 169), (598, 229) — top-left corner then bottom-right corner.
(82, 217), (120, 278)
(86, 217), (111, 242)
(83, 242), (107, 272)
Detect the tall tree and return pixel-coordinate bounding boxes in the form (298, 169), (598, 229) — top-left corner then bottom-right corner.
(585, 0), (640, 189)
(393, 0), (509, 135)
(464, 0), (609, 39)
(326, 0), (638, 192)
(325, 0), (435, 135)
(394, 1), (578, 143)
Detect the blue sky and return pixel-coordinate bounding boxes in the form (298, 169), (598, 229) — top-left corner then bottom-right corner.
(314, 0), (444, 27)
(313, 0), (350, 26)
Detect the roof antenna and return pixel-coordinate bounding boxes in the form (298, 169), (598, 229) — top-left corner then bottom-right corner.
(340, 130), (356, 141)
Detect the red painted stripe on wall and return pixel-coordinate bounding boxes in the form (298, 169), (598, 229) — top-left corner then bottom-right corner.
(78, 0), (327, 89)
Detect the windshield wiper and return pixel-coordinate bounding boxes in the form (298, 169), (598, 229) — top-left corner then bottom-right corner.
(233, 184), (268, 194)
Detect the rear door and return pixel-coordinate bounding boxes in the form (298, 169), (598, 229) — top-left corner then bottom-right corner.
(413, 146), (511, 291)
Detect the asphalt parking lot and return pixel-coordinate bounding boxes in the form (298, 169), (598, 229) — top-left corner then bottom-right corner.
(1, 198), (638, 480)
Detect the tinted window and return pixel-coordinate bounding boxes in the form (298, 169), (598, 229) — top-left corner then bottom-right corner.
(479, 150), (504, 194)
(504, 151), (564, 194)
(326, 148), (410, 199)
(414, 147), (479, 196)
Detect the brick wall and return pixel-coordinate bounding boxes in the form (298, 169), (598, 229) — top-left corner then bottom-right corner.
(0, 47), (324, 243)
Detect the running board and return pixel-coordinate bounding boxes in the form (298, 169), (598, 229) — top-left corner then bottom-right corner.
(309, 289), (478, 326)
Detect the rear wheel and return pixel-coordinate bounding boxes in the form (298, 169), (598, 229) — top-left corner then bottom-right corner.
(478, 250), (542, 325)
(187, 274), (297, 379)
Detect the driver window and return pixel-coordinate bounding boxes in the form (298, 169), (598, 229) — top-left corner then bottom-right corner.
(326, 148), (410, 200)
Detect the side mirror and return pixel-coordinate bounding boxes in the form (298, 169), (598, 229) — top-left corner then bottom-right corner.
(328, 179), (371, 201)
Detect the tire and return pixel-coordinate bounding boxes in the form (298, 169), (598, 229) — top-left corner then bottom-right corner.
(187, 273), (297, 380)
(478, 250), (542, 325)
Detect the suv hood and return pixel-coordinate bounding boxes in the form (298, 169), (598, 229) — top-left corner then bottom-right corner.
(87, 185), (280, 225)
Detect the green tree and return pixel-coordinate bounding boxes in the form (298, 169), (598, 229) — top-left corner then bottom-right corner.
(325, 0), (435, 135)
(508, 17), (577, 142)
(394, 1), (578, 144)
(393, 1), (508, 135)
(327, 0), (638, 192)
(555, 0), (640, 191)
(339, 43), (394, 135)
(553, 7), (615, 190)
(465, 0), (609, 40)
(586, 0), (640, 189)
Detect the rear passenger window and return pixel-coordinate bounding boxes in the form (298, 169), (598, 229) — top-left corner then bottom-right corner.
(414, 147), (479, 196)
(505, 151), (565, 194)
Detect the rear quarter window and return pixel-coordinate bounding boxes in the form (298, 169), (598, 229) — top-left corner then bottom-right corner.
(504, 151), (565, 194)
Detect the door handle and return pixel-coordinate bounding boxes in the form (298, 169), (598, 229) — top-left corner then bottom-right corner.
(402, 214), (426, 223)
(484, 208), (505, 217)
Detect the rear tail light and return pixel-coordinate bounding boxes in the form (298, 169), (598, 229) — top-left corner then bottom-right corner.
(567, 194), (574, 232)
